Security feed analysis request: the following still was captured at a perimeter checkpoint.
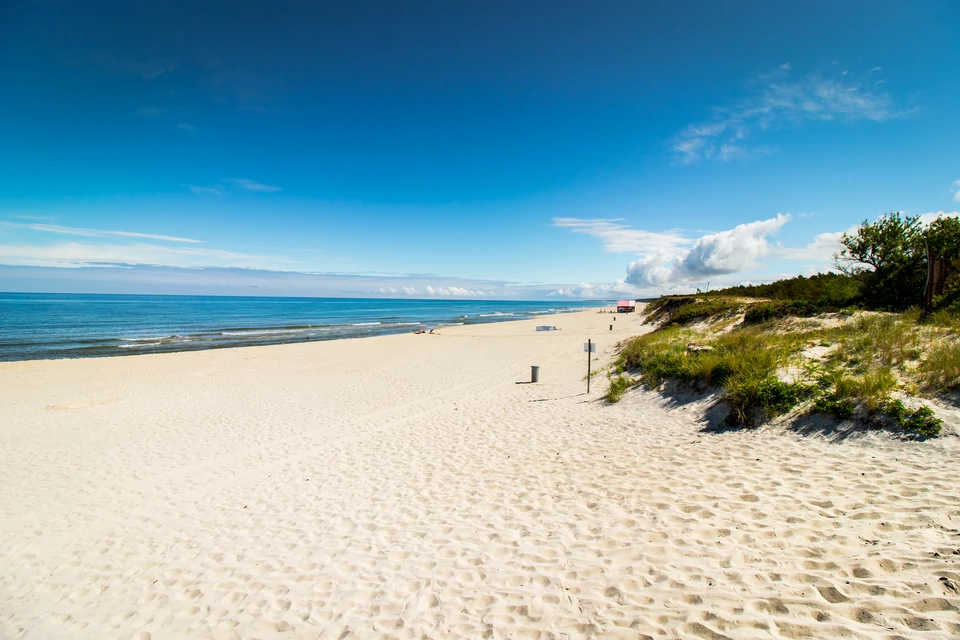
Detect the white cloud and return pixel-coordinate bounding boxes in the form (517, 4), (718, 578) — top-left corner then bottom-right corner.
(185, 184), (223, 196)
(953, 180), (960, 202)
(425, 285), (489, 297)
(778, 230), (848, 262)
(547, 281), (640, 298)
(0, 241), (293, 270)
(233, 178), (281, 193)
(918, 210), (960, 225)
(673, 65), (902, 163)
(0, 221), (203, 243)
(377, 285), (493, 297)
(552, 218), (689, 254)
(625, 214), (790, 286)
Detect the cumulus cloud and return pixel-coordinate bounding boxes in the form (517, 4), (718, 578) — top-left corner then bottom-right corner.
(918, 210), (960, 225)
(425, 285), (489, 297)
(673, 65), (904, 163)
(377, 286), (422, 295)
(547, 281), (641, 298)
(376, 285), (492, 297)
(552, 218), (688, 254)
(778, 229), (849, 262)
(624, 214), (790, 286)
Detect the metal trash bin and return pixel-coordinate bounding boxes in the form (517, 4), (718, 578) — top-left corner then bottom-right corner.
(531, 365), (540, 383)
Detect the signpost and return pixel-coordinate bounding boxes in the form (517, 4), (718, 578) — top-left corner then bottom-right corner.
(584, 339), (596, 393)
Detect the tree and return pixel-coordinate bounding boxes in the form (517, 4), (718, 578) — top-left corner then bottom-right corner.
(836, 213), (960, 311)
(926, 216), (960, 312)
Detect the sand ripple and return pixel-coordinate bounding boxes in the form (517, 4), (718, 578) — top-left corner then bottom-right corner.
(1, 311), (959, 638)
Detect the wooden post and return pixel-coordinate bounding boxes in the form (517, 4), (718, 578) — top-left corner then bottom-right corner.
(925, 241), (947, 312)
(587, 339), (592, 394)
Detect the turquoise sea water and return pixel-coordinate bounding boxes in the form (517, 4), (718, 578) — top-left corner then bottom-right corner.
(0, 293), (601, 361)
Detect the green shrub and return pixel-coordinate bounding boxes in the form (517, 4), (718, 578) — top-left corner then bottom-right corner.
(702, 272), (862, 306)
(857, 367), (898, 413)
(884, 399), (943, 437)
(723, 376), (810, 425)
(927, 308), (960, 330)
(744, 300), (825, 324)
(666, 298), (740, 326)
(811, 366), (895, 418)
(842, 314), (920, 367)
(606, 373), (635, 403)
(813, 393), (856, 419)
(919, 340), (960, 392)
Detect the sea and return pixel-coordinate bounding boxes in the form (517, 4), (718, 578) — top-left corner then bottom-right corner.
(0, 293), (602, 362)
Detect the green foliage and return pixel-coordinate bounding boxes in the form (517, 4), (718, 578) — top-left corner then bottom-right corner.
(837, 213), (960, 311)
(855, 367), (898, 412)
(884, 399), (943, 437)
(723, 376), (810, 425)
(837, 314), (921, 368)
(616, 291), (952, 434)
(744, 300), (825, 324)
(926, 308), (960, 330)
(705, 272), (862, 306)
(919, 340), (960, 392)
(615, 325), (808, 424)
(605, 372), (635, 403)
(810, 365), (897, 416)
(812, 392), (855, 419)
(664, 298), (740, 326)
(809, 364), (940, 435)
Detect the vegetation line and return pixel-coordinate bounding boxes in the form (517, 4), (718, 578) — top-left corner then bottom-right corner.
(607, 213), (960, 439)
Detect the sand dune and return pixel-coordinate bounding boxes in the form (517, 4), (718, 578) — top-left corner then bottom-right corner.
(1, 309), (959, 639)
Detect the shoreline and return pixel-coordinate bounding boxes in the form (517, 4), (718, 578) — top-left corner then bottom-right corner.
(0, 304), (607, 366)
(3, 306), (959, 638)
(0, 293), (603, 363)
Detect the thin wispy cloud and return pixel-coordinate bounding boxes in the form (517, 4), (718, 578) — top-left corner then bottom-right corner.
(0, 221), (203, 244)
(953, 180), (960, 202)
(135, 106), (166, 116)
(552, 218), (688, 254)
(177, 123), (197, 131)
(89, 52), (179, 80)
(233, 178), (282, 193)
(673, 65), (904, 163)
(184, 184), (223, 196)
(7, 213), (57, 221)
(0, 242), (291, 270)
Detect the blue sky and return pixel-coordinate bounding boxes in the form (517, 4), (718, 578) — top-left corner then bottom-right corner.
(1, 0), (958, 298)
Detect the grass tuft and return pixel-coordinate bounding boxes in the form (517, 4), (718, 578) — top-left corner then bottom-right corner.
(919, 340), (960, 392)
(605, 372), (635, 403)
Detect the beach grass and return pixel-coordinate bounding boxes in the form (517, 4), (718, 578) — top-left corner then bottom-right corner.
(611, 296), (953, 436)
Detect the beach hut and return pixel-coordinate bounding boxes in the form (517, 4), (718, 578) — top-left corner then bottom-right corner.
(616, 300), (636, 313)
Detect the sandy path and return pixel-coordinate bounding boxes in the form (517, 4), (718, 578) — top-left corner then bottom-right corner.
(1, 309), (959, 639)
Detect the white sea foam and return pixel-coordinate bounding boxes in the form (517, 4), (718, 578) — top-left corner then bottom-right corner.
(220, 329), (310, 336)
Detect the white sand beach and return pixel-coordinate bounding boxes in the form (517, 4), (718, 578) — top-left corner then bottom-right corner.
(1, 308), (959, 639)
